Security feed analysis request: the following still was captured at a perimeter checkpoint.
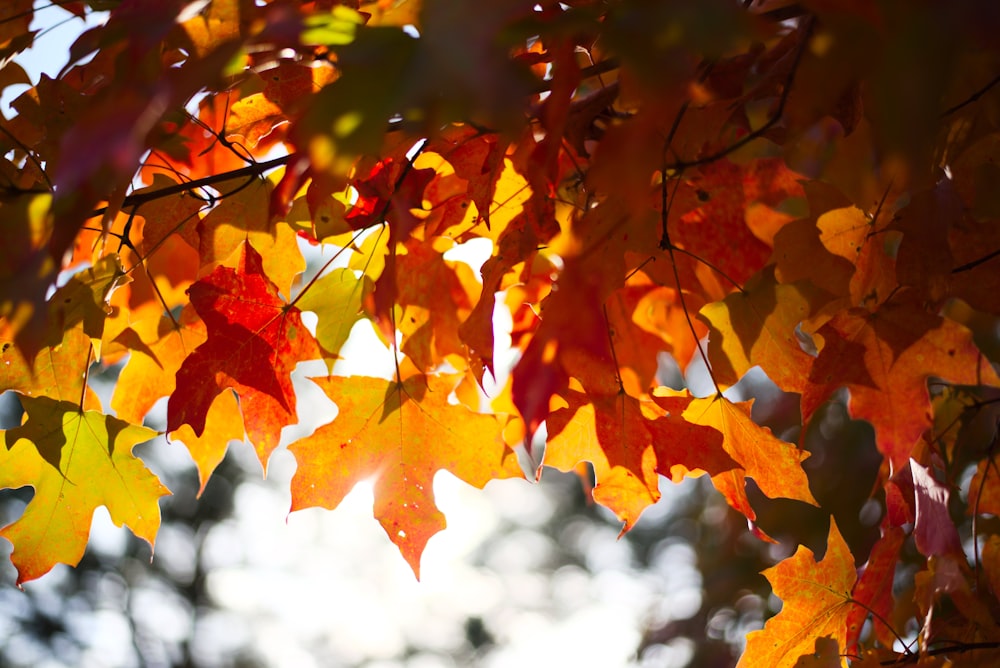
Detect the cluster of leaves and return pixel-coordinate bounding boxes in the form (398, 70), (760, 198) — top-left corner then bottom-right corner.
(3, 0), (1000, 664)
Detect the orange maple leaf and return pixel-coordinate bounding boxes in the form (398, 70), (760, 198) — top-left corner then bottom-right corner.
(196, 178), (304, 298)
(289, 373), (523, 577)
(112, 308), (207, 424)
(802, 300), (1000, 472)
(739, 520), (856, 668)
(669, 158), (804, 288)
(700, 266), (829, 392)
(426, 125), (510, 230)
(545, 389), (737, 531)
(393, 238), (478, 372)
(113, 310), (244, 494)
(678, 394), (818, 530)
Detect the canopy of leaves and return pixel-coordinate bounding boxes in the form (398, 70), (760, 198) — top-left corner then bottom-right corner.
(2, 0), (1000, 664)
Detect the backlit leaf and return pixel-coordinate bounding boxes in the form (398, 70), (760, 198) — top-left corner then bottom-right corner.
(289, 373), (523, 577)
(700, 267), (828, 392)
(167, 243), (320, 468)
(739, 520), (855, 668)
(679, 394), (818, 525)
(0, 396), (167, 585)
(546, 389), (736, 530)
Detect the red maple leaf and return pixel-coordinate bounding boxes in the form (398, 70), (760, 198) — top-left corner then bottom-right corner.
(167, 242), (320, 468)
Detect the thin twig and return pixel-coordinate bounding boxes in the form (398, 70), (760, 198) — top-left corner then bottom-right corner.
(665, 17), (815, 172)
(88, 154), (293, 220)
(940, 73), (1000, 118)
(660, 154), (722, 397)
(141, 260), (182, 332)
(286, 225), (369, 310)
(77, 343), (93, 412)
(952, 248), (1000, 274)
(671, 246), (746, 294)
(880, 641), (1000, 665)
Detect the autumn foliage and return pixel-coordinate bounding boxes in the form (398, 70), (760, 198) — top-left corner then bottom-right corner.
(3, 0), (1000, 664)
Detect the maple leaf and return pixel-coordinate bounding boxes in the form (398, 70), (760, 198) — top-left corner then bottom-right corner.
(289, 373), (523, 577)
(147, 93), (250, 184)
(668, 158), (805, 289)
(459, 204), (555, 380)
(983, 535), (1000, 602)
(226, 62), (329, 148)
(0, 1), (33, 58)
(296, 268), (371, 371)
(913, 555), (1000, 648)
(426, 126), (510, 229)
(343, 156), (439, 342)
(511, 256), (617, 441)
(678, 394), (818, 528)
(1, 326), (100, 410)
(6, 1), (1000, 660)
(911, 460), (964, 558)
(169, 389), (245, 497)
(604, 281), (686, 394)
(772, 182), (869, 301)
(393, 238), (479, 372)
(167, 242), (320, 468)
(131, 174), (206, 254)
(545, 389), (737, 530)
(893, 177), (1000, 315)
(801, 299), (1000, 472)
(969, 455), (1000, 517)
(0, 396), (168, 585)
(739, 520), (856, 668)
(47, 254), (129, 355)
(196, 177), (304, 298)
(345, 157), (436, 238)
(112, 309), (207, 424)
(0, 192), (57, 360)
(700, 266), (829, 392)
(773, 178), (900, 312)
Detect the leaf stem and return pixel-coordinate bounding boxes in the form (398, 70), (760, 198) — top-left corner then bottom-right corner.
(659, 154), (722, 396)
(78, 343), (93, 413)
(602, 303), (624, 393)
(286, 225), (369, 310)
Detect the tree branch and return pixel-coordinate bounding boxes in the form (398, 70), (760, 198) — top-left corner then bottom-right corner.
(87, 154), (293, 220)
